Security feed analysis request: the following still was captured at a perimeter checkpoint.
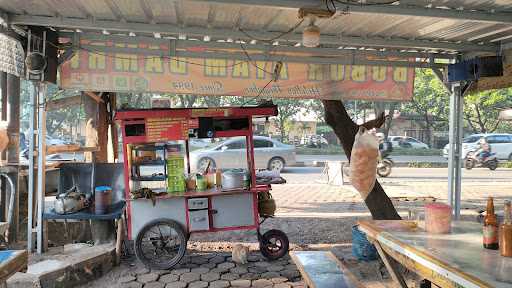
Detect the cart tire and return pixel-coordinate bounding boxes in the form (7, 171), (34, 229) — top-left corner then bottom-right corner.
(259, 229), (289, 260)
(135, 219), (187, 270)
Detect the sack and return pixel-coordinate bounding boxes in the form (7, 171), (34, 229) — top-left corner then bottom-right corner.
(54, 186), (88, 214)
(0, 121), (8, 153)
(350, 127), (379, 199)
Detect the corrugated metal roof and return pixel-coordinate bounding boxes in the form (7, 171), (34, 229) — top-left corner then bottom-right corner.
(1, 0), (511, 53)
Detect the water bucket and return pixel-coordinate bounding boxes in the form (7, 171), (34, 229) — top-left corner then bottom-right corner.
(352, 225), (377, 261)
(94, 186), (112, 214)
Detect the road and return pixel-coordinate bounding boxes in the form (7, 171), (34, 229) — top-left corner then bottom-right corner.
(281, 166), (512, 184)
(296, 154), (446, 164)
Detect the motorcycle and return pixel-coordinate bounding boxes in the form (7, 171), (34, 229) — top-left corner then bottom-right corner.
(377, 156), (394, 177)
(465, 150), (498, 170)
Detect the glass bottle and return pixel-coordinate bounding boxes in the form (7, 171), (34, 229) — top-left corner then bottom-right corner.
(483, 197), (499, 250)
(499, 201), (512, 257)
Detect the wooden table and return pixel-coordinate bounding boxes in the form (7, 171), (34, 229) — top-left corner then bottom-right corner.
(358, 220), (512, 288)
(0, 250), (28, 286)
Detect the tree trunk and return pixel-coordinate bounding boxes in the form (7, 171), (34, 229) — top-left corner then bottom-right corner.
(322, 100), (401, 220)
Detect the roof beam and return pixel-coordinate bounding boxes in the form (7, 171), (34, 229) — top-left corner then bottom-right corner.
(60, 31), (456, 59)
(10, 14), (498, 52)
(188, 0), (512, 25)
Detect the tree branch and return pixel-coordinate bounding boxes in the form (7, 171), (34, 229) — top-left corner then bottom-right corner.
(360, 112), (386, 130)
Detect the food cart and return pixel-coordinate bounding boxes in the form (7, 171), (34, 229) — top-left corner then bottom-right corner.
(115, 105), (289, 269)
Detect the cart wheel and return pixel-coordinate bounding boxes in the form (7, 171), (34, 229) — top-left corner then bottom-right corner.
(259, 229), (289, 260)
(135, 219), (187, 270)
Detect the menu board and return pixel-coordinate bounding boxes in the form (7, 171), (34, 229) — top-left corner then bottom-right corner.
(146, 117), (188, 142)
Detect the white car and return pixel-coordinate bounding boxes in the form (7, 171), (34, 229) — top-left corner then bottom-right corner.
(388, 136), (429, 149)
(443, 133), (512, 160)
(189, 136), (296, 172)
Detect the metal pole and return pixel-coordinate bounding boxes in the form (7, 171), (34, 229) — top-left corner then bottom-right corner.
(454, 84), (463, 219)
(0, 71), (6, 221)
(36, 83), (46, 254)
(27, 82), (37, 252)
(448, 83), (462, 218)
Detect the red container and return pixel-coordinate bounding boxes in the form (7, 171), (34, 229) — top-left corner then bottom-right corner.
(425, 203), (452, 234)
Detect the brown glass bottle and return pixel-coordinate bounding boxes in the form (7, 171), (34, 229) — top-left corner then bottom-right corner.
(483, 197), (499, 250)
(499, 201), (512, 257)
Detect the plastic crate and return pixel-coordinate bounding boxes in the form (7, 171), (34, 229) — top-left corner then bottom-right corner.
(167, 175), (186, 193)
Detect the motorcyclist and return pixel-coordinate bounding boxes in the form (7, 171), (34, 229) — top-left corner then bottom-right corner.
(377, 133), (393, 158)
(476, 137), (491, 161)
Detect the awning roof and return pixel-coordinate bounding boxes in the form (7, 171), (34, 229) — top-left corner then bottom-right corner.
(1, 0), (511, 56)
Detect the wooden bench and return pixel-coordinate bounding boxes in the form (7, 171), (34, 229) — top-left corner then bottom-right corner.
(290, 251), (363, 288)
(0, 250), (28, 287)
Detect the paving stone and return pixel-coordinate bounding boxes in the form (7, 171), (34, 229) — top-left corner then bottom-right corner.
(192, 257), (210, 265)
(280, 270), (300, 280)
(138, 273), (160, 283)
(266, 265), (285, 272)
(180, 272), (201, 283)
(171, 268), (190, 275)
(247, 254), (262, 262)
(122, 282), (143, 288)
(201, 272), (220, 282)
(135, 267), (150, 275)
(200, 263), (217, 269)
(191, 267), (210, 274)
(159, 274), (180, 283)
(204, 253), (218, 259)
(289, 281), (304, 287)
(145, 282), (165, 288)
(152, 270), (172, 275)
(188, 281), (209, 288)
(209, 256), (226, 264)
(271, 277), (288, 284)
(208, 280), (230, 288)
(226, 257), (233, 262)
(120, 276), (137, 283)
(220, 273), (239, 281)
(261, 272), (281, 279)
(284, 264), (297, 271)
(230, 266), (248, 274)
(240, 273), (259, 280)
(165, 281), (188, 288)
(210, 267), (229, 274)
(252, 279), (273, 287)
(217, 262), (235, 269)
(254, 261), (270, 268)
(274, 283), (292, 288)
(248, 266), (266, 273)
(230, 279), (252, 287)
(182, 263), (200, 268)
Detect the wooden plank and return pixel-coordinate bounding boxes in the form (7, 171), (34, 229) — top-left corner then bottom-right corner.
(0, 250), (28, 281)
(46, 145), (98, 154)
(372, 241), (408, 288)
(84, 91), (104, 103)
(290, 251), (359, 288)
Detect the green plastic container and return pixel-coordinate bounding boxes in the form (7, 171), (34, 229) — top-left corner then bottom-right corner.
(196, 176), (207, 191)
(167, 175), (185, 193)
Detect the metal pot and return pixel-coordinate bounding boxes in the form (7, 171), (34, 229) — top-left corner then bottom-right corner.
(222, 169), (249, 190)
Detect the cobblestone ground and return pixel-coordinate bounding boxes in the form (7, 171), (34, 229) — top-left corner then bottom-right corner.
(81, 178), (512, 288)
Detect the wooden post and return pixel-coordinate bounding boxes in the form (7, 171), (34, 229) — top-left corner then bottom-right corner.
(108, 93), (118, 163)
(97, 96), (109, 163)
(6, 74), (20, 242)
(0, 71), (6, 221)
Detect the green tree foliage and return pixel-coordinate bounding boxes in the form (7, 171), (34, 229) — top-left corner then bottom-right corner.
(464, 88), (512, 133)
(401, 69), (450, 145)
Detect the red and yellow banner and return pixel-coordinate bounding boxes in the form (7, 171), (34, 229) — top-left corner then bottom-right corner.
(60, 44), (414, 101)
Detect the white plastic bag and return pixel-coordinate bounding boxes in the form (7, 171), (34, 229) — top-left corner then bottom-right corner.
(350, 127), (379, 199)
(0, 121), (8, 153)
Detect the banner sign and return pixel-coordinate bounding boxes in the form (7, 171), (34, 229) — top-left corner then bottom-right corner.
(60, 44), (415, 101)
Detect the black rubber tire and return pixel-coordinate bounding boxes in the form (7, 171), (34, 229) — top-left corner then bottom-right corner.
(267, 157), (285, 172)
(259, 229), (289, 261)
(377, 162), (392, 177)
(135, 219), (187, 270)
(197, 157), (216, 172)
(489, 160), (498, 171)
(465, 159), (475, 170)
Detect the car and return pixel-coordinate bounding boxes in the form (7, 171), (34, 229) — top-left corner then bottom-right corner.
(443, 133), (512, 160)
(388, 136), (429, 149)
(189, 136), (296, 172)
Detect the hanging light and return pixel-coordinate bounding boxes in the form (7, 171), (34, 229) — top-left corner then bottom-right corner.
(302, 16), (320, 47)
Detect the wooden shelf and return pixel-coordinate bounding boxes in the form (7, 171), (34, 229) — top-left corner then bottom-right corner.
(131, 175), (166, 181)
(131, 159), (166, 166)
(127, 187), (261, 201)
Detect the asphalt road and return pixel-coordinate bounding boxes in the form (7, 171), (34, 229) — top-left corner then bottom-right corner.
(296, 154), (446, 164)
(281, 166), (512, 184)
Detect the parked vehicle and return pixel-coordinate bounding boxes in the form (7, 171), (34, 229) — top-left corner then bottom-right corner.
(388, 136), (429, 149)
(443, 133), (512, 160)
(189, 136), (296, 172)
(465, 149), (498, 170)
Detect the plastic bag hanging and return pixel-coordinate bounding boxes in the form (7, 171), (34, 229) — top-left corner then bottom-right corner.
(350, 127), (379, 199)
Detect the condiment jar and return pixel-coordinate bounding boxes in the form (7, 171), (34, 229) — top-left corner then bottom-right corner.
(424, 203), (452, 234)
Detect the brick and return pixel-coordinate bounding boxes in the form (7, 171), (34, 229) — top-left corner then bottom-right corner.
(230, 279), (251, 287)
(138, 273), (159, 283)
(159, 273), (179, 283)
(145, 282), (165, 288)
(165, 281), (187, 288)
(220, 273), (239, 281)
(208, 280), (230, 288)
(180, 272), (200, 283)
(119, 275), (137, 283)
(170, 268), (190, 275)
(252, 279), (273, 287)
(201, 272), (220, 282)
(188, 281), (208, 288)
